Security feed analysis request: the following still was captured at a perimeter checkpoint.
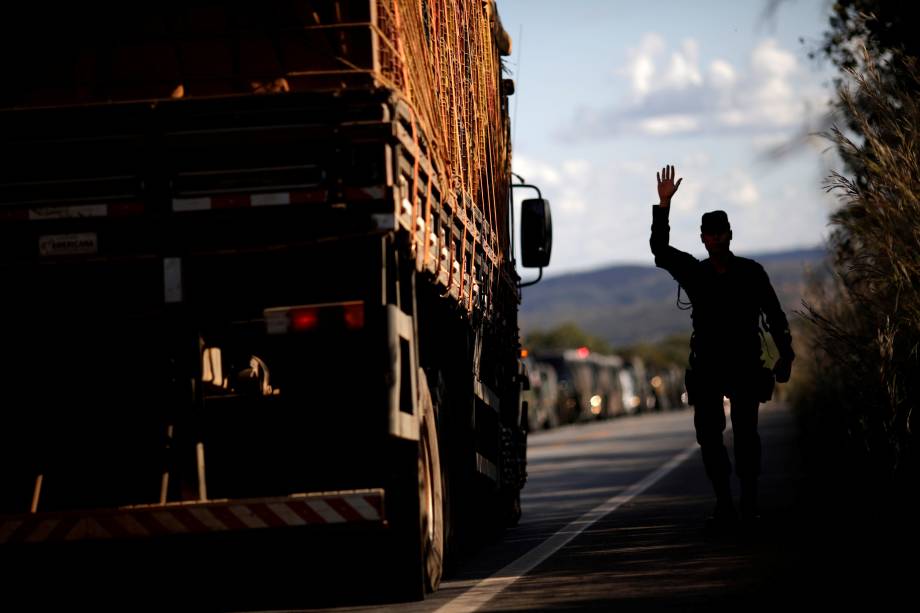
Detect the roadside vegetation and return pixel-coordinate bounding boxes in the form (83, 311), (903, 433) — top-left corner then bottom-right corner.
(791, 1), (919, 512)
(524, 323), (689, 370)
(524, 322), (614, 355)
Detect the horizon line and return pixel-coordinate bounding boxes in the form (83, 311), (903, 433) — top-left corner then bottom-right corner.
(535, 243), (827, 280)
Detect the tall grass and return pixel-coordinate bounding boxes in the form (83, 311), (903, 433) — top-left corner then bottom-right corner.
(795, 52), (920, 493)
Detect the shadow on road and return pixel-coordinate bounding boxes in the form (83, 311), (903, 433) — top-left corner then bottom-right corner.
(479, 405), (918, 611)
(0, 528), (422, 612)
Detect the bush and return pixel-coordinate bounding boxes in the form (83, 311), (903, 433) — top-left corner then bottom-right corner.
(796, 51), (920, 493)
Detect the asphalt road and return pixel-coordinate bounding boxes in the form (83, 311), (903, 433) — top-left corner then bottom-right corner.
(5, 402), (911, 611)
(329, 401), (805, 613)
(276, 401), (910, 612)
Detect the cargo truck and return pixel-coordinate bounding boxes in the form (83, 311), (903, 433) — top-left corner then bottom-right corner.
(0, 1), (551, 599)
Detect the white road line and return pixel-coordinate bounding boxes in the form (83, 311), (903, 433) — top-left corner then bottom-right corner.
(434, 442), (699, 613)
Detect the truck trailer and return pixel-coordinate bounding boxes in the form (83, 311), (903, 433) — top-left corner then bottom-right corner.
(0, 1), (552, 599)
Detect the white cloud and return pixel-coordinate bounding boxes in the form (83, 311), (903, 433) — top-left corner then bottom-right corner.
(562, 35), (829, 140)
(731, 178), (760, 208)
(508, 152), (826, 275)
(673, 181), (702, 213)
(515, 155), (595, 187)
(558, 195), (587, 214)
(683, 152), (712, 168)
(562, 159), (591, 179)
(663, 39), (703, 90)
(697, 169), (762, 212)
(513, 155), (599, 217)
(751, 39), (797, 78)
(623, 33), (666, 100)
(513, 155), (562, 186)
(738, 41), (805, 128)
(510, 155), (710, 274)
(717, 110), (747, 127)
(709, 59), (736, 89)
(619, 160), (650, 175)
(639, 114), (700, 135)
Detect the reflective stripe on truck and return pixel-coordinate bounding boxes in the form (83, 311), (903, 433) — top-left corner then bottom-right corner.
(0, 202), (145, 222)
(169, 187), (386, 213)
(171, 190), (327, 211)
(0, 489), (384, 544)
(0, 188), (386, 221)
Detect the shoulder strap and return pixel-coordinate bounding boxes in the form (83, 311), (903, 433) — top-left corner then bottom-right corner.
(677, 284), (692, 311)
(759, 310), (774, 359)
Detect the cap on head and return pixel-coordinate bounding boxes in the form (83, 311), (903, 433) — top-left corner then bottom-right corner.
(700, 210), (730, 234)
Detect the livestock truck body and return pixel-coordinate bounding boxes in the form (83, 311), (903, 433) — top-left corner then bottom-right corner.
(0, 1), (551, 599)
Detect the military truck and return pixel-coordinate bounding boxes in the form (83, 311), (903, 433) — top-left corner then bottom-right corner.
(522, 355), (561, 430)
(536, 348), (596, 424)
(0, 1), (551, 599)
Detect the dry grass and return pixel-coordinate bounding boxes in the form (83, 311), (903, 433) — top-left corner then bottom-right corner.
(794, 51), (920, 488)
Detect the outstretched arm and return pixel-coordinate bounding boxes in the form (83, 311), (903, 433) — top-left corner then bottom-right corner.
(650, 165), (696, 282)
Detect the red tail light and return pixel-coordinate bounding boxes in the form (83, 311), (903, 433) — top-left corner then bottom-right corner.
(290, 307), (320, 331)
(265, 301), (365, 335)
(343, 303), (365, 329)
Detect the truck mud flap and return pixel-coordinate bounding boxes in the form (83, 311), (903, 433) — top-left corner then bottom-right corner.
(0, 489), (384, 545)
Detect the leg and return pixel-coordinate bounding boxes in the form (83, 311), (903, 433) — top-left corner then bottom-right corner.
(729, 393), (761, 519)
(693, 390), (733, 514)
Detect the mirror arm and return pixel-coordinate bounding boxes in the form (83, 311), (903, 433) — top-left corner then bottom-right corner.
(511, 182), (543, 200)
(518, 267), (543, 288)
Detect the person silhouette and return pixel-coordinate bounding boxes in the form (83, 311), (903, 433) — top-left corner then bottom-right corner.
(649, 164), (794, 529)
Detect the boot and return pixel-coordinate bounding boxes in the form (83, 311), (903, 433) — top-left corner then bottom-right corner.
(705, 479), (737, 534)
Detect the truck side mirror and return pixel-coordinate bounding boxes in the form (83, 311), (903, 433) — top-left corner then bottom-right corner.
(520, 198), (552, 268)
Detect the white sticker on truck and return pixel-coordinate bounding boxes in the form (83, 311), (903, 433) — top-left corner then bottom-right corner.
(38, 233), (98, 256)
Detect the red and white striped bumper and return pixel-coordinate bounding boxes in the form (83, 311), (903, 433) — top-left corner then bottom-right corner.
(0, 488), (384, 545)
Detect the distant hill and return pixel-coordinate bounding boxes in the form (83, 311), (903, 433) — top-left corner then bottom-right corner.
(520, 247), (828, 347)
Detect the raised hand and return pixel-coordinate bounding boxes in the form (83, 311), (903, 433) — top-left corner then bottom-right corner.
(656, 164), (683, 208)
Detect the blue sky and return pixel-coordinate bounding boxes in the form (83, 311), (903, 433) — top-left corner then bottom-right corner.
(497, 0), (840, 276)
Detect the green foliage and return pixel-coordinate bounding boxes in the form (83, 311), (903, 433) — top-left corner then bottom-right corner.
(525, 325), (690, 372)
(524, 322), (613, 354)
(617, 333), (691, 370)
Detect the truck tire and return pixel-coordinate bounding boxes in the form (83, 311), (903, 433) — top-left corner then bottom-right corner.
(418, 369), (445, 592)
(388, 369), (444, 600)
(433, 373), (459, 573)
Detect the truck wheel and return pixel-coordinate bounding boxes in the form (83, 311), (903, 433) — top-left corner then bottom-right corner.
(388, 369), (444, 600)
(418, 369), (444, 592)
(504, 487), (522, 527)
